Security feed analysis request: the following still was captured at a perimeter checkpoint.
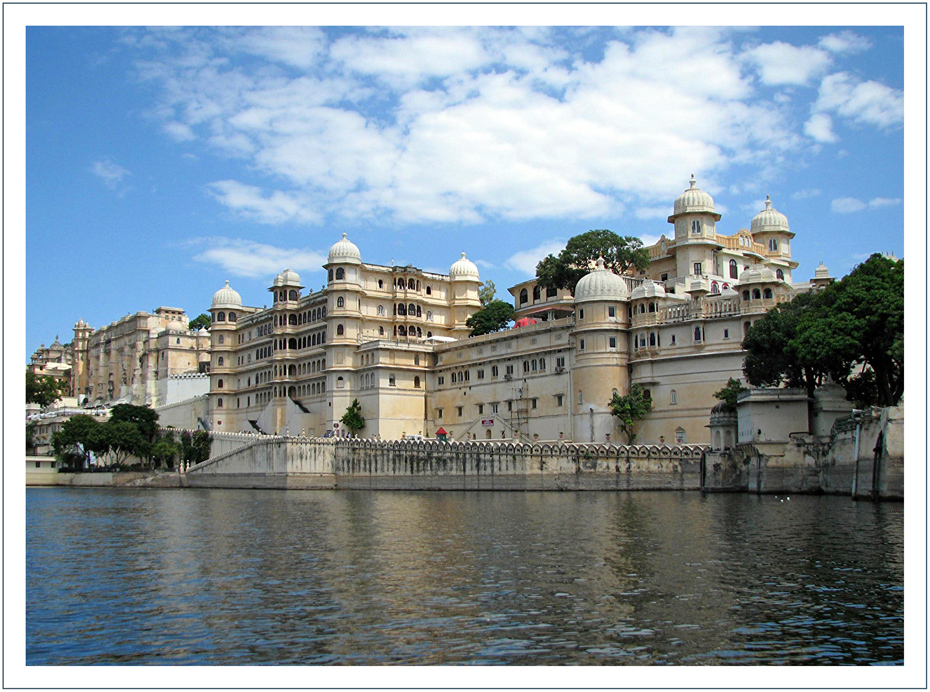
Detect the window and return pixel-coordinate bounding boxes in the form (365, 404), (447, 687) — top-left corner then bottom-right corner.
(478, 404), (484, 414)
(776, 269), (784, 281)
(389, 374), (396, 387)
(437, 408), (443, 419)
(533, 285), (540, 300)
(217, 357), (224, 366)
(643, 389), (651, 401)
(693, 262), (702, 276)
(438, 376), (445, 385)
(507, 401), (513, 411)
(649, 332), (656, 347)
(457, 406), (463, 417)
(335, 268), (345, 280)
(609, 337), (617, 348)
(556, 394), (563, 407)
(426, 286), (432, 295)
(217, 397), (224, 408)
(409, 303), (416, 315)
(426, 311), (433, 322)
(763, 288), (773, 299)
(692, 219), (703, 234)
(579, 308), (584, 320)
(547, 286), (557, 298)
(578, 391), (583, 404)
(491, 403), (499, 413)
(414, 376), (421, 388)
(337, 297), (344, 307)
(520, 288), (528, 304)
(769, 238), (778, 252)
(579, 338), (585, 350)
(523, 360), (530, 373)
(378, 279), (384, 289)
(289, 314), (297, 325)
(729, 259), (738, 279)
(216, 312), (226, 322)
(694, 326), (703, 342)
(492, 365), (499, 377)
(671, 334), (676, 345)
(670, 389), (677, 405)
(531, 359), (538, 372)
(608, 306), (616, 318)
(477, 369), (485, 379)
(556, 357), (565, 369)
(661, 273), (669, 282)
(379, 326), (385, 336)
(217, 378), (224, 388)
(539, 357), (546, 370)
(711, 281), (719, 294)
(531, 398), (538, 409)
(723, 329), (730, 339)
(742, 290), (751, 300)
(328, 269), (334, 282)
(414, 354), (420, 365)
(752, 289), (762, 300)
(337, 324), (344, 336)
(506, 365), (514, 376)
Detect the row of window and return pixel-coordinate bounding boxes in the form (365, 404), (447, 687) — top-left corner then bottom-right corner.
(273, 289), (301, 303)
(273, 307), (327, 327)
(358, 373), (422, 389)
(518, 285), (559, 304)
(214, 311), (238, 322)
(437, 356), (566, 385)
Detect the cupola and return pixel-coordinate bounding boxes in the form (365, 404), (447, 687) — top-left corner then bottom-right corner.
(672, 174), (720, 219)
(574, 257), (628, 303)
(631, 279), (667, 301)
(750, 196), (790, 235)
(328, 233), (361, 265)
(211, 280), (242, 309)
(449, 252), (480, 281)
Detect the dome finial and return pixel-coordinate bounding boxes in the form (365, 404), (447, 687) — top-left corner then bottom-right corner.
(689, 174), (696, 189)
(765, 195), (772, 209)
(595, 256), (606, 270)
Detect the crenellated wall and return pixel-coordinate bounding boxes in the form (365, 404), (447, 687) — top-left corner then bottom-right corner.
(184, 434), (706, 491)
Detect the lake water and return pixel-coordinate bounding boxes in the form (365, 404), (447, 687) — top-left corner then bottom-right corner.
(26, 488), (903, 666)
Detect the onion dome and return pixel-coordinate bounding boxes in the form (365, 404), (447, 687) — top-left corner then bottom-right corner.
(328, 233), (361, 265)
(815, 262), (830, 280)
(449, 252), (480, 281)
(165, 319), (186, 332)
(212, 280), (242, 309)
(750, 195), (790, 234)
(574, 257), (629, 303)
(740, 266), (777, 284)
(673, 174), (718, 216)
(631, 279), (667, 301)
(198, 327), (210, 335)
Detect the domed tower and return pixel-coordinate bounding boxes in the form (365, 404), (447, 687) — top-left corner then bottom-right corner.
(325, 234), (363, 343)
(750, 195), (797, 282)
(210, 280), (242, 431)
(571, 257), (631, 442)
(449, 252), (482, 336)
(811, 261), (833, 291)
(71, 318), (92, 401)
(668, 175), (721, 280)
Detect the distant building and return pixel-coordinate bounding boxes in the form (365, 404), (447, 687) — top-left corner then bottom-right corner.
(203, 177), (832, 443)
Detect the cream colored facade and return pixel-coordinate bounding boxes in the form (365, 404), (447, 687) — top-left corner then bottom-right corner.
(207, 177), (831, 444)
(70, 307), (211, 408)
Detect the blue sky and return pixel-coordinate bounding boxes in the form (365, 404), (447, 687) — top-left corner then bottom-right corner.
(23, 21), (909, 358)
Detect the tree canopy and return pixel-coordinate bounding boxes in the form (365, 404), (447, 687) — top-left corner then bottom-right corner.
(478, 280), (497, 307)
(608, 385), (653, 443)
(713, 378), (747, 412)
(188, 313), (212, 330)
(466, 300), (515, 336)
(109, 404), (160, 444)
(341, 399), (366, 435)
(26, 372), (70, 407)
(535, 229), (651, 295)
(743, 254), (903, 407)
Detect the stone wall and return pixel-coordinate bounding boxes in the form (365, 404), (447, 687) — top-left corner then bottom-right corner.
(185, 435), (706, 491)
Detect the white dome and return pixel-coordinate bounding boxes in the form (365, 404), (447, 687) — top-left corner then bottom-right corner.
(212, 280), (242, 308)
(574, 257), (629, 303)
(198, 327), (210, 335)
(278, 268), (302, 286)
(449, 252), (480, 281)
(750, 196), (790, 234)
(673, 175), (717, 216)
(739, 266), (776, 284)
(328, 233), (361, 265)
(631, 279), (666, 301)
(165, 319), (186, 332)
(814, 261), (830, 279)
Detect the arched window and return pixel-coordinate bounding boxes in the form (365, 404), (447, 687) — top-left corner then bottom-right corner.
(337, 376), (344, 389)
(217, 379), (224, 388)
(289, 314), (297, 325)
(397, 304), (406, 316)
(691, 219), (702, 235)
(378, 279), (383, 289)
(427, 331), (432, 338)
(336, 324), (344, 336)
(217, 357), (224, 366)
(729, 259), (738, 279)
(217, 397), (223, 408)
(752, 288), (762, 300)
(337, 297), (344, 308)
(426, 286), (432, 295)
(694, 326), (703, 342)
(649, 332), (656, 346)
(523, 360), (530, 373)
(769, 238), (778, 252)
(389, 374), (396, 386)
(416, 305), (421, 317)
(711, 281), (719, 294)
(408, 278), (416, 289)
(742, 290), (750, 300)
(763, 288), (773, 299)
(416, 327), (422, 337)
(218, 335), (225, 345)
(520, 289), (528, 304)
(670, 389), (677, 405)
(288, 364), (296, 377)
(328, 269), (334, 282)
(539, 358), (546, 370)
(398, 325), (406, 336)
(649, 302), (656, 312)
(377, 305), (385, 316)
(546, 286), (557, 298)
(379, 326), (385, 336)
(776, 269), (784, 281)
(414, 376), (421, 388)
(288, 290), (298, 301)
(288, 338), (297, 349)
(492, 365), (498, 376)
(335, 267), (345, 280)
(426, 311), (433, 321)
(408, 303), (415, 316)
(533, 285), (540, 300)
(532, 359), (538, 371)
(216, 312), (226, 322)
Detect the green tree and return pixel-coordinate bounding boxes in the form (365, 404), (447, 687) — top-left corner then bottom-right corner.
(26, 421), (37, 452)
(191, 430), (213, 465)
(102, 419), (148, 467)
(743, 254), (903, 407)
(51, 414), (107, 469)
(478, 280), (497, 307)
(188, 313), (212, 331)
(535, 229), (650, 295)
(26, 372), (70, 407)
(465, 300), (515, 336)
(713, 378), (747, 413)
(151, 436), (179, 470)
(608, 385), (653, 444)
(109, 404), (160, 445)
(341, 399), (366, 435)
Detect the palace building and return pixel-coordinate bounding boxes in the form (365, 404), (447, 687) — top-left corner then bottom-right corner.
(202, 177), (833, 444)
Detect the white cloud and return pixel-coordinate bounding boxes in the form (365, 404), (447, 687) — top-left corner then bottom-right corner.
(831, 197), (867, 213)
(504, 239), (566, 275)
(792, 188), (821, 200)
(91, 159), (132, 190)
(742, 41), (832, 86)
(190, 237), (327, 278)
(205, 180), (323, 225)
(815, 72), (903, 129)
(804, 113), (839, 143)
(868, 197), (902, 209)
(635, 206), (671, 220)
(819, 31), (872, 55)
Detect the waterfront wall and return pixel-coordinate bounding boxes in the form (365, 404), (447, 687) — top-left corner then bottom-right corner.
(184, 436), (706, 491)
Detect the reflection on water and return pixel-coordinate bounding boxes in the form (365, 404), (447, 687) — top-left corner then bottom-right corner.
(27, 489), (903, 665)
